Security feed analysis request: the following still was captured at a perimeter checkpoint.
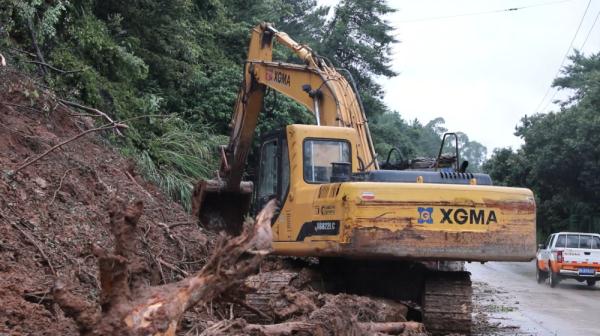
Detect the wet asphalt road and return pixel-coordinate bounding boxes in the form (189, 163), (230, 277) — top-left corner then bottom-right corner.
(467, 261), (600, 336)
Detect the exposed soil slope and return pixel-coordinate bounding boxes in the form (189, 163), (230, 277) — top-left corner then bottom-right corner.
(0, 70), (210, 335)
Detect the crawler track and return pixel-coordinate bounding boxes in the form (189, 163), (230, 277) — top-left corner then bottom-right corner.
(239, 258), (474, 334)
(423, 271), (473, 335)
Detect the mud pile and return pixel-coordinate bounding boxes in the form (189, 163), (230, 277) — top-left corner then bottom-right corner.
(0, 70), (210, 335)
(0, 69), (424, 335)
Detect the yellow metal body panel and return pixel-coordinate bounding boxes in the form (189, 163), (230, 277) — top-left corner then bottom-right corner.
(272, 124), (537, 262)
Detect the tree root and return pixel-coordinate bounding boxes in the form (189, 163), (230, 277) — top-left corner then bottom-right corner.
(53, 198), (278, 336)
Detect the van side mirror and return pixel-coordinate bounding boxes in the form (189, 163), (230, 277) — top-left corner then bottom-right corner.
(538, 243), (544, 250)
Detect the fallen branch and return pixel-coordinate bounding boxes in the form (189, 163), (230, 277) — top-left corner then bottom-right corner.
(243, 321), (425, 335)
(50, 168), (74, 205)
(157, 257), (189, 277)
(11, 122), (128, 175)
(58, 99), (123, 136)
(27, 17), (47, 76)
(11, 222), (56, 276)
(23, 290), (53, 304)
(125, 170), (154, 200)
(68, 113), (105, 118)
(167, 221), (196, 229)
(1, 102), (44, 113)
(25, 60), (86, 74)
(8, 47), (37, 58)
(361, 322), (426, 334)
(226, 295), (273, 322)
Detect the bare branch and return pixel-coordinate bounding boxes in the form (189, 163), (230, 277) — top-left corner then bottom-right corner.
(11, 222), (56, 276)
(11, 122), (128, 175)
(1, 102), (44, 113)
(26, 17), (46, 76)
(58, 99), (123, 136)
(50, 168), (74, 206)
(25, 60), (87, 74)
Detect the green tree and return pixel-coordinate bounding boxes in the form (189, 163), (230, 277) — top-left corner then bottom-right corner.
(455, 132), (487, 172)
(0, 0), (487, 210)
(370, 112), (420, 162)
(484, 51), (600, 237)
(318, 0), (397, 118)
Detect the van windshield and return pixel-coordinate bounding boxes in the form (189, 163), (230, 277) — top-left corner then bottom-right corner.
(579, 235), (600, 249)
(558, 234), (600, 249)
(566, 235), (579, 248)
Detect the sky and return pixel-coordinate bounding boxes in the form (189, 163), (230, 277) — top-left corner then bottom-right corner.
(318, 0), (600, 152)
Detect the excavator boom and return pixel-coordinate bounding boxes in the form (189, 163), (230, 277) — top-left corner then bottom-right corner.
(192, 23), (378, 231)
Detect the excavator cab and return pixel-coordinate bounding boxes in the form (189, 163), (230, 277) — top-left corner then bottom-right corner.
(253, 130), (289, 213)
(193, 124), (357, 235)
(254, 126), (354, 216)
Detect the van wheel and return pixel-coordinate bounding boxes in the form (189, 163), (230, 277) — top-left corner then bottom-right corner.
(549, 271), (559, 288)
(536, 266), (547, 284)
(587, 279), (596, 287)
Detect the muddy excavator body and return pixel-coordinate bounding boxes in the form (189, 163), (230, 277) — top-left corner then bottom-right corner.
(251, 124), (535, 261)
(195, 123), (536, 261)
(191, 23), (536, 335)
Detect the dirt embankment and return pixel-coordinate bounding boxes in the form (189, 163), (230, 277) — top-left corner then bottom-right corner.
(0, 69), (424, 335)
(0, 70), (210, 335)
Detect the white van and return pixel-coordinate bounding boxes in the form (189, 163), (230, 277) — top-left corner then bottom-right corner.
(535, 232), (600, 287)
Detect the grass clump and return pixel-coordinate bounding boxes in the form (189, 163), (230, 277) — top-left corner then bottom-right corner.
(130, 116), (226, 210)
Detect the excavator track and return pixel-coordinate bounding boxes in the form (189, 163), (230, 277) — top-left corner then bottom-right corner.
(423, 271), (472, 335)
(237, 258), (474, 335)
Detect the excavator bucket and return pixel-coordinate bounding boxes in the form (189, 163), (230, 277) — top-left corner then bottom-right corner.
(191, 179), (253, 235)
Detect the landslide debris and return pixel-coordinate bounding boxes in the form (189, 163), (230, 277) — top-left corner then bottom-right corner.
(0, 70), (210, 335)
(0, 69), (426, 335)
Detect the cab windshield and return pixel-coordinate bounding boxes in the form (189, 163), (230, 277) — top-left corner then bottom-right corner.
(303, 139), (350, 183)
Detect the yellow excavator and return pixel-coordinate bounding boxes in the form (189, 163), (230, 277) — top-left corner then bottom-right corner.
(192, 23), (536, 334)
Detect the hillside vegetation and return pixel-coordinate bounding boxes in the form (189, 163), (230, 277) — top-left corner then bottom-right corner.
(1, 0), (487, 209)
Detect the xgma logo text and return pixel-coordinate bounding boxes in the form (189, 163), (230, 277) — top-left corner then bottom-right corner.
(417, 208), (498, 225)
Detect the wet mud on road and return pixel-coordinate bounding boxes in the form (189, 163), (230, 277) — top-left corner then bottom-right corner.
(468, 261), (600, 336)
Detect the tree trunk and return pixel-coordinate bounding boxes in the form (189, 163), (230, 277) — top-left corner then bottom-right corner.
(54, 197), (278, 336)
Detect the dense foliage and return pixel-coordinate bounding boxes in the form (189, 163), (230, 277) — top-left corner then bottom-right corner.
(1, 0), (486, 208)
(484, 51), (600, 238)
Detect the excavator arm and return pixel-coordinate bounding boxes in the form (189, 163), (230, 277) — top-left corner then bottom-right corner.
(192, 23), (377, 231)
(224, 23), (378, 191)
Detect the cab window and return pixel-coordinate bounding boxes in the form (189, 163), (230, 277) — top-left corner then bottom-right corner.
(280, 139), (290, 203)
(304, 139), (350, 183)
(544, 235), (553, 249)
(555, 235), (566, 248)
(549, 234), (557, 248)
(257, 139), (278, 200)
(580, 235), (592, 249)
(592, 236), (600, 249)
(566, 235), (579, 248)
